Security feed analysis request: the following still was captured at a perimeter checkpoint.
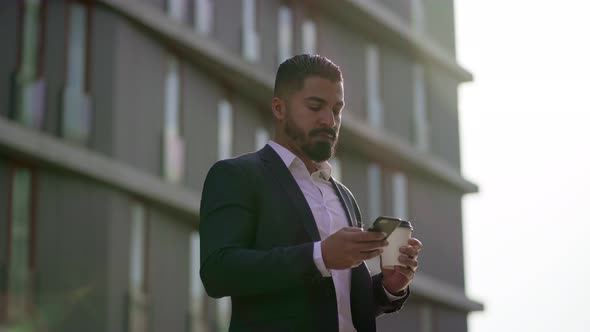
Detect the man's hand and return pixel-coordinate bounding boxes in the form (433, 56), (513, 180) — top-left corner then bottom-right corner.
(382, 238), (423, 295)
(321, 227), (388, 270)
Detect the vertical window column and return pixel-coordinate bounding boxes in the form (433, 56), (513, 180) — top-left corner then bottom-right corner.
(301, 19), (317, 55)
(392, 172), (408, 220)
(255, 127), (269, 150)
(128, 202), (148, 332)
(194, 0), (213, 35)
(13, 0), (46, 129)
(241, 0), (260, 62)
(277, 6), (293, 65)
(163, 56), (185, 184)
(411, 0), (426, 33)
(62, 1), (92, 144)
(189, 232), (207, 332)
(167, 0), (187, 22)
(367, 163), (382, 223)
(413, 62), (429, 151)
(366, 44), (383, 128)
(5, 167), (35, 323)
(217, 100), (233, 160)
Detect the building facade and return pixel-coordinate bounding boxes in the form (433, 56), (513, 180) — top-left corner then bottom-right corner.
(0, 0), (482, 331)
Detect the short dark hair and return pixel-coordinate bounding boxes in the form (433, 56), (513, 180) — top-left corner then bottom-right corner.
(274, 54), (343, 98)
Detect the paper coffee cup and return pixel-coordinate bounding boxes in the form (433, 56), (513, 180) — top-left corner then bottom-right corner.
(381, 220), (413, 270)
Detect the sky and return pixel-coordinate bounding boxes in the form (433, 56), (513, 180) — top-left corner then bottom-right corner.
(455, 1), (590, 331)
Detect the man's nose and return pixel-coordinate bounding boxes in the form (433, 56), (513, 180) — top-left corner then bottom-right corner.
(319, 109), (336, 128)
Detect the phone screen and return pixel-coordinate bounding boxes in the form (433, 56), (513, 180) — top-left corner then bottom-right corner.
(367, 216), (402, 239)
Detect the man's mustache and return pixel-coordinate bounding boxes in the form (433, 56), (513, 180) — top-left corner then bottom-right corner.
(309, 128), (338, 139)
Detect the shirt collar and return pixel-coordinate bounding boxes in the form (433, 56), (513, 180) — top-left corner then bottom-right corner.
(267, 140), (333, 181)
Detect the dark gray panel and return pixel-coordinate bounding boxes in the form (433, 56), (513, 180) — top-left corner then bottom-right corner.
(111, 19), (166, 177)
(213, 0), (242, 54)
(435, 306), (468, 332)
(233, 98), (263, 157)
(43, 1), (68, 136)
(89, 6), (119, 156)
(258, 0), (281, 71)
(104, 192), (133, 332)
(378, 0), (412, 24)
(381, 47), (415, 142)
(377, 299), (421, 331)
(182, 63), (223, 193)
(0, 2), (18, 119)
(423, 0), (456, 55)
(0, 159), (9, 276)
(427, 66), (461, 169)
(317, 16), (367, 121)
(339, 151), (369, 219)
(35, 169), (111, 332)
(147, 208), (191, 332)
(407, 174), (465, 288)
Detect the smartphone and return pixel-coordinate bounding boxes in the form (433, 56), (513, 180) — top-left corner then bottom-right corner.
(367, 216), (402, 239)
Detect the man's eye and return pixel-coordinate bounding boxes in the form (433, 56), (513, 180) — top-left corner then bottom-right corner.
(308, 106), (321, 111)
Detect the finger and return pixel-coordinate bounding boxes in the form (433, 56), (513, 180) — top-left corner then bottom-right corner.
(394, 266), (414, 279)
(356, 239), (389, 252)
(408, 238), (423, 250)
(398, 255), (419, 270)
(359, 248), (383, 261)
(351, 231), (388, 242)
(399, 246), (419, 258)
(342, 227), (363, 233)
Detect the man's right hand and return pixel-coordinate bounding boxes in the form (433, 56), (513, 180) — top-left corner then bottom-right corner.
(321, 227), (388, 270)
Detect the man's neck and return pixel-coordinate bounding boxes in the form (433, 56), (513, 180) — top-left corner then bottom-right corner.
(272, 138), (319, 175)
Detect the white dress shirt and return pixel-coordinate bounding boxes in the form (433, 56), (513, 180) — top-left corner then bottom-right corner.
(267, 141), (402, 332)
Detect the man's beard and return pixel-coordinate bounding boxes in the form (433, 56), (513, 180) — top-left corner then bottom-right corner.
(284, 109), (338, 162)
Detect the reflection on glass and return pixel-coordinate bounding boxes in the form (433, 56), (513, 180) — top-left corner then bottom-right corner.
(366, 44), (383, 128)
(7, 168), (32, 321)
(278, 6), (293, 64)
(242, 0), (259, 61)
(218, 100), (233, 160)
(413, 62), (429, 151)
(301, 20), (317, 55)
(367, 163), (382, 222)
(392, 172), (408, 220)
(195, 0), (213, 35)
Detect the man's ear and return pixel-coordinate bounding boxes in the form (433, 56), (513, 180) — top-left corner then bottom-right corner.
(271, 97), (286, 121)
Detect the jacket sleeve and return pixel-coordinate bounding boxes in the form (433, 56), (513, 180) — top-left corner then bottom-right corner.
(199, 160), (322, 298)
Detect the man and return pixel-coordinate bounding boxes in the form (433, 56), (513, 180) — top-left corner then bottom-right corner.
(199, 54), (422, 332)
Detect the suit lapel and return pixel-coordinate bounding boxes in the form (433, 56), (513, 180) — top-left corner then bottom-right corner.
(258, 145), (321, 241)
(330, 178), (358, 228)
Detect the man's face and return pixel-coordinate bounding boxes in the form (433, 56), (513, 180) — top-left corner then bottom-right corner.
(281, 77), (344, 162)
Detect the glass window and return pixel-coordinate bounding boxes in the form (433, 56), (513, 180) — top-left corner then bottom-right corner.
(62, 2), (91, 143)
(413, 62), (429, 151)
(163, 56), (185, 183)
(6, 168), (33, 321)
(411, 0), (425, 32)
(168, 0), (188, 21)
(218, 100), (233, 160)
(195, 0), (213, 35)
(242, 0), (259, 62)
(366, 44), (383, 128)
(367, 163), (382, 222)
(277, 6), (293, 64)
(190, 232), (207, 331)
(15, 0), (45, 128)
(419, 302), (434, 332)
(301, 19), (317, 55)
(128, 202), (148, 332)
(216, 297), (231, 331)
(255, 127), (269, 150)
(392, 172), (408, 220)
(330, 157), (341, 182)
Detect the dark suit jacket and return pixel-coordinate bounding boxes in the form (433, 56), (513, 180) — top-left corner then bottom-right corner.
(199, 145), (409, 332)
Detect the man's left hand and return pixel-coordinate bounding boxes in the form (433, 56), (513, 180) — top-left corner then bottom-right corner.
(381, 238), (423, 295)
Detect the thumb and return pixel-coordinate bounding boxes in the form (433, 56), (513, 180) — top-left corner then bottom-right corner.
(342, 227), (363, 232)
